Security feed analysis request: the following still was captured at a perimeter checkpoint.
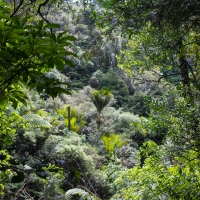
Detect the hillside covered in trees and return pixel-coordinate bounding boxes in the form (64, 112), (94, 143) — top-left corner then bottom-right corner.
(0, 0), (200, 199)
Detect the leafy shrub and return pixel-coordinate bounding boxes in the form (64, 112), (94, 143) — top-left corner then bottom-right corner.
(42, 131), (108, 194)
(111, 141), (200, 200)
(75, 24), (89, 34)
(22, 113), (52, 144)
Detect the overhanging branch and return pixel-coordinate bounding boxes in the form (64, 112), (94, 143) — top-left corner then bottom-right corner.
(37, 0), (50, 24)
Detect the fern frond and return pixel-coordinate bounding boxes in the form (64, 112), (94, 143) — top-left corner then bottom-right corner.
(65, 188), (93, 200)
(24, 130), (45, 136)
(23, 114), (52, 129)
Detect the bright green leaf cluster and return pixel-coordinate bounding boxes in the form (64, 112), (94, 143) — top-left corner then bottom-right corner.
(58, 106), (86, 133)
(0, 5), (77, 109)
(111, 141), (200, 199)
(102, 133), (126, 156)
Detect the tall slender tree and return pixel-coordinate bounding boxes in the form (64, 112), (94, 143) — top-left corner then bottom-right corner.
(91, 89), (112, 129)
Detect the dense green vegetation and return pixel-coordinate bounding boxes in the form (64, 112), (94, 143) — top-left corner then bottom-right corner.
(0, 0), (200, 199)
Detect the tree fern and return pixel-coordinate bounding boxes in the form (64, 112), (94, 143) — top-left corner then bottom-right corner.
(23, 114), (52, 129)
(90, 89), (112, 129)
(22, 114), (52, 143)
(91, 89), (112, 116)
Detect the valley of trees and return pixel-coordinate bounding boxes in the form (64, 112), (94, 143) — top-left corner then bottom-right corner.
(0, 0), (200, 199)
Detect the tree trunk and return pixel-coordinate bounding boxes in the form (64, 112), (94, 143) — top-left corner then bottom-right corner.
(68, 106), (71, 131)
(179, 56), (190, 85)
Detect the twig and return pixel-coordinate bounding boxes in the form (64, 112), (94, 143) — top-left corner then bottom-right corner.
(10, 0), (24, 18)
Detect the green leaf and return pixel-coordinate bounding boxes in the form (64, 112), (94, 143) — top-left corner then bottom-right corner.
(19, 44), (31, 52)
(0, 97), (7, 110)
(21, 16), (31, 28)
(63, 58), (74, 67)
(11, 16), (21, 27)
(0, 0), (6, 6)
(44, 23), (60, 29)
(37, 20), (44, 30)
(11, 92), (27, 105)
(65, 35), (77, 41)
(0, 13), (10, 20)
(45, 87), (70, 97)
(48, 58), (54, 68)
(0, 21), (5, 29)
(50, 33), (57, 42)
(57, 31), (67, 41)
(11, 98), (18, 109)
(53, 57), (64, 69)
(53, 87), (71, 94)
(22, 73), (28, 83)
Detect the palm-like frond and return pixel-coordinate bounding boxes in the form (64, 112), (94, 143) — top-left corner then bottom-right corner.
(91, 89), (112, 115)
(36, 109), (49, 117)
(102, 133), (126, 155)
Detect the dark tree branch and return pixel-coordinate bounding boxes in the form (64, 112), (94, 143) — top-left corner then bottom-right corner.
(0, 72), (19, 95)
(173, 24), (194, 51)
(158, 72), (180, 83)
(0, 58), (26, 94)
(37, 0), (53, 33)
(37, 0), (50, 23)
(4, 0), (24, 24)
(10, 0), (24, 18)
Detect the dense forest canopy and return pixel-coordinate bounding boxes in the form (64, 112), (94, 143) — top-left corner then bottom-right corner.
(97, 0), (200, 87)
(0, 0), (200, 199)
